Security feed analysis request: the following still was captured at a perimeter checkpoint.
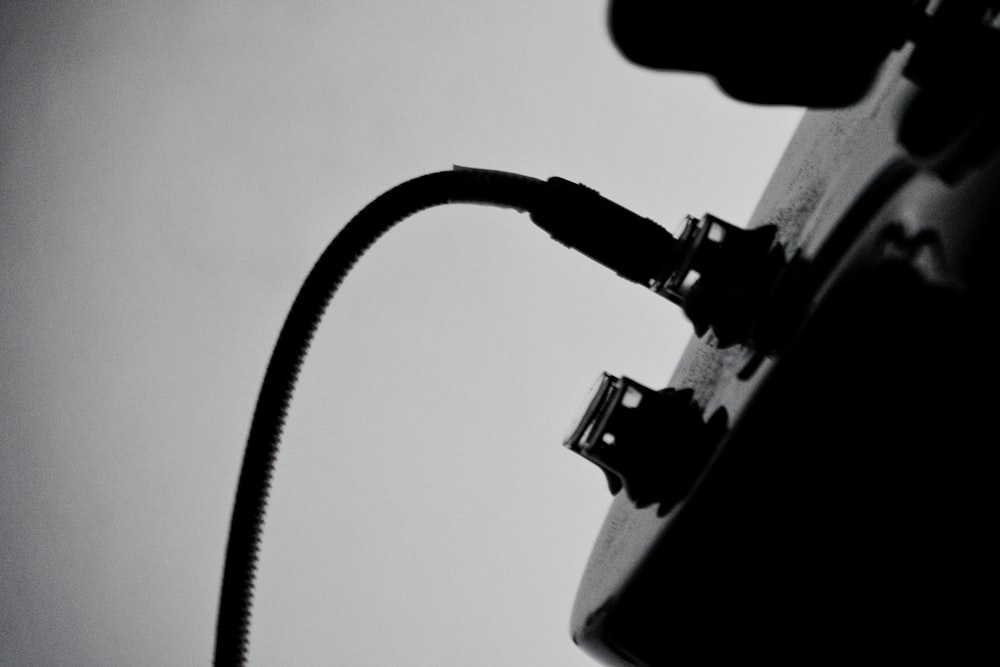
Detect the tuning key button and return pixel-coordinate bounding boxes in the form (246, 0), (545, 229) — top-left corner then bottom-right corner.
(607, 0), (915, 107)
(564, 373), (727, 512)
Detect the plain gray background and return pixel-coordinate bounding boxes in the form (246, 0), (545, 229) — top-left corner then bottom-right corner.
(0, 1), (802, 664)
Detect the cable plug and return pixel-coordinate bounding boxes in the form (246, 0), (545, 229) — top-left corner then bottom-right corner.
(531, 177), (785, 347)
(530, 177), (678, 287)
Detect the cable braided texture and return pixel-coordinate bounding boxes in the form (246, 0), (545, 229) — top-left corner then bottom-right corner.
(214, 169), (545, 666)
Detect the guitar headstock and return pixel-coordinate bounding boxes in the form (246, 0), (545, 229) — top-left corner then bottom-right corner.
(570, 3), (1000, 663)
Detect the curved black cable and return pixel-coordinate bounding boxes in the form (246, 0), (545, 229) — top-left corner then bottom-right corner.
(214, 168), (546, 666)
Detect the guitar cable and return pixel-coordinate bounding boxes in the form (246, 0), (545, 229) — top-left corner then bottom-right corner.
(213, 166), (681, 666)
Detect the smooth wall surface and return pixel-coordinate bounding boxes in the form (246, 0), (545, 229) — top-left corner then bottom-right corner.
(0, 2), (802, 664)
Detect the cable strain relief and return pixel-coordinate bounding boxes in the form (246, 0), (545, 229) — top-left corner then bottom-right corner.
(530, 177), (676, 286)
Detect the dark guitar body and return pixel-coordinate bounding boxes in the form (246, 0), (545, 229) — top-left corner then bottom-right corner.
(571, 39), (1000, 664)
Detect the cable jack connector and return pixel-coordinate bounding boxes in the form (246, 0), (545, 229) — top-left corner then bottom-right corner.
(655, 213), (785, 347)
(530, 177), (785, 348)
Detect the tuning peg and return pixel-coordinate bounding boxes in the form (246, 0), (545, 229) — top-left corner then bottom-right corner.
(607, 0), (917, 107)
(564, 373), (727, 512)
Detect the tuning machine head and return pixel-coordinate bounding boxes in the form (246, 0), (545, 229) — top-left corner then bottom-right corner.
(564, 373), (726, 512)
